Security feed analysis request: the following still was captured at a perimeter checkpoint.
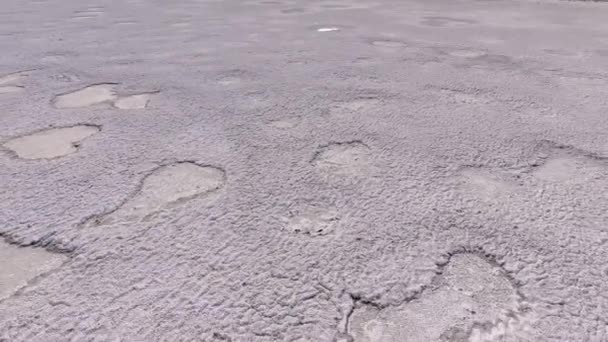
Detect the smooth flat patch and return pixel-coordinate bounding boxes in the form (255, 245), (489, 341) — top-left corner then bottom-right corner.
(467, 54), (516, 70)
(349, 253), (530, 342)
(371, 40), (406, 48)
(433, 86), (492, 105)
(216, 69), (250, 86)
(114, 93), (154, 109)
(41, 54), (68, 64)
(448, 49), (487, 58)
(3, 125), (100, 159)
(0, 86), (24, 93)
(0, 240), (66, 300)
(312, 141), (372, 176)
(0, 71), (28, 85)
(451, 92), (485, 104)
(532, 155), (603, 184)
(53, 84), (117, 108)
(421, 16), (478, 27)
(543, 49), (580, 57)
(240, 92), (270, 110)
(330, 98), (380, 117)
(92, 162), (226, 225)
(0, 71), (28, 93)
(459, 168), (516, 200)
(217, 76), (242, 85)
(281, 207), (340, 237)
(269, 118), (299, 129)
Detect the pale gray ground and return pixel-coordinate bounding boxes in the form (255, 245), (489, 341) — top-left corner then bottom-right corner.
(1, 0), (608, 340)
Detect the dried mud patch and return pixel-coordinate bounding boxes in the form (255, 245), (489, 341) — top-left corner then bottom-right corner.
(3, 124), (100, 159)
(87, 162), (226, 227)
(0, 239), (67, 301)
(530, 141), (607, 185)
(311, 141), (372, 176)
(347, 251), (535, 341)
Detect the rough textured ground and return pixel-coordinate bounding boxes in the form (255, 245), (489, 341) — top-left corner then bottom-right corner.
(1, 0), (608, 340)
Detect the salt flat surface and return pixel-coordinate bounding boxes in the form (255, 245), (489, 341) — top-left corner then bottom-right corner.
(1, 0), (608, 340)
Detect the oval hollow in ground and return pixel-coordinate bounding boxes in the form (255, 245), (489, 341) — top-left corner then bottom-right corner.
(448, 49), (487, 58)
(0, 72), (27, 85)
(349, 252), (527, 341)
(371, 40), (406, 48)
(532, 156), (602, 183)
(3, 125), (100, 159)
(114, 93), (153, 109)
(93, 162), (226, 225)
(283, 207), (340, 237)
(311, 141), (372, 176)
(0, 86), (24, 93)
(459, 167), (516, 200)
(330, 98), (380, 117)
(53, 83), (117, 108)
(0, 240), (67, 300)
(269, 117), (299, 129)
